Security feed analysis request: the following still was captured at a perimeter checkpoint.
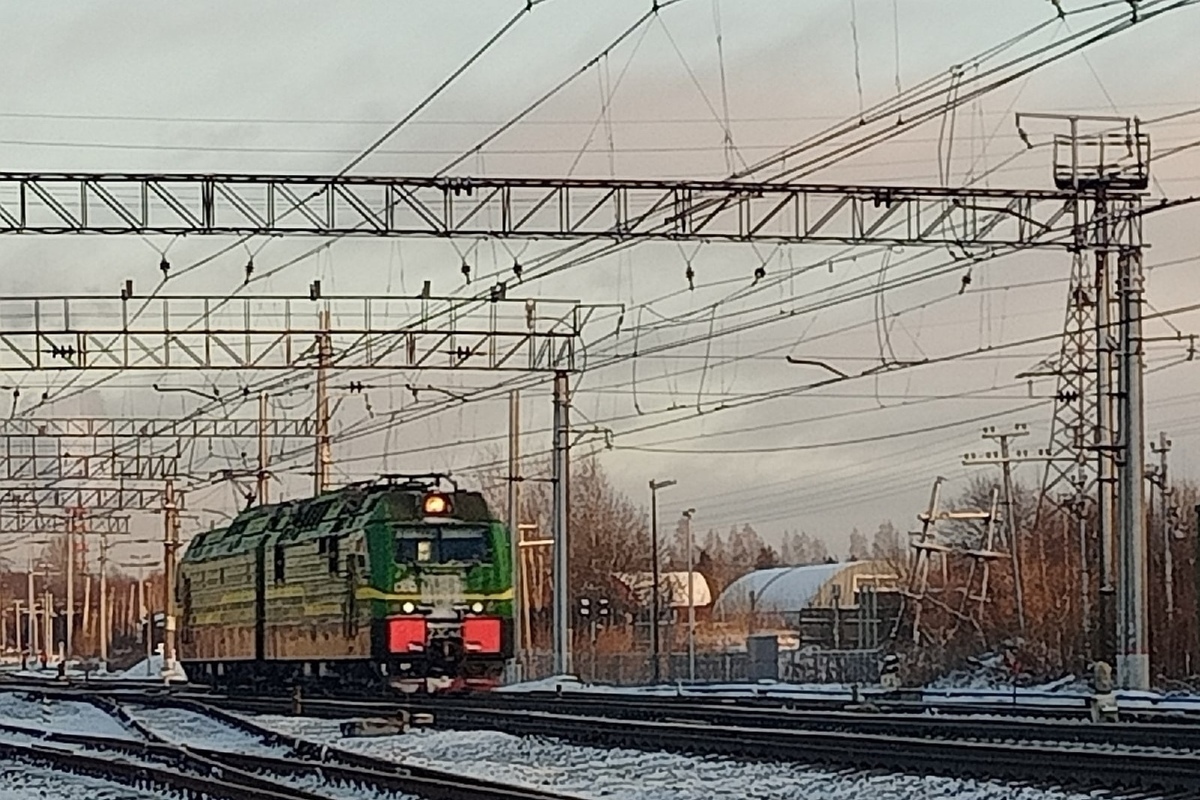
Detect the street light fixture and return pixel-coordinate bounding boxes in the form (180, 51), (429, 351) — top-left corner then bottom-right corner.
(682, 508), (696, 683)
(648, 478), (676, 684)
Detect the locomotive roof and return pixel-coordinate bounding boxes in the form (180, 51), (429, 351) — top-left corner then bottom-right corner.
(182, 483), (492, 563)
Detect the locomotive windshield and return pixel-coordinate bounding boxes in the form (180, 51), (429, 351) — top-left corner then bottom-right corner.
(395, 525), (491, 564)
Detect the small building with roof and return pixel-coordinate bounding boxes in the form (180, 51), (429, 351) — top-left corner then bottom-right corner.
(614, 571), (713, 610)
(713, 561), (901, 652)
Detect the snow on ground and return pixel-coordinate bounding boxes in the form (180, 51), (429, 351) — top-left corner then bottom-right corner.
(124, 704), (281, 754)
(115, 654), (188, 682)
(251, 714), (1119, 800)
(0, 691), (132, 739)
(0, 762), (164, 800)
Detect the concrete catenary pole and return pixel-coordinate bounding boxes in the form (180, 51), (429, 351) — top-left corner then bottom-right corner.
(98, 533), (110, 666)
(507, 389), (523, 674)
(683, 508), (696, 683)
(551, 372), (572, 676)
(163, 479), (180, 677)
(1095, 193), (1119, 667)
(258, 392), (270, 505)
(1151, 432), (1174, 619)
(314, 307), (332, 496)
(648, 478), (676, 684)
(1116, 246), (1149, 690)
(66, 512), (77, 663)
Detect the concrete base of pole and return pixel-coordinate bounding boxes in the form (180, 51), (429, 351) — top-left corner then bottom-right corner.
(1118, 653), (1150, 691)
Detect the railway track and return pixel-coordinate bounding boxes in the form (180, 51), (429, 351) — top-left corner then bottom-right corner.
(0, 692), (583, 800)
(408, 691), (1200, 750)
(6, 682), (1200, 796)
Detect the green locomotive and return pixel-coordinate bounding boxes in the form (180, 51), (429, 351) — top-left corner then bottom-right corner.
(177, 474), (513, 692)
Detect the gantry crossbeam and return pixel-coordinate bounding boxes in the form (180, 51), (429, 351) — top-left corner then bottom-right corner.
(0, 172), (1135, 247)
(0, 512), (129, 535)
(0, 294), (591, 372)
(0, 486), (176, 510)
(0, 416), (315, 439)
(0, 447), (178, 482)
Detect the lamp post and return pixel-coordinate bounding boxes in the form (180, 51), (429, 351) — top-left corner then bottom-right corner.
(648, 478), (676, 684)
(683, 508), (696, 683)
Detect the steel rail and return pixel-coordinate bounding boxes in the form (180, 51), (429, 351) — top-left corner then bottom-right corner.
(406, 691), (1200, 750)
(94, 691), (583, 800)
(0, 732), (326, 800)
(426, 706), (1200, 794)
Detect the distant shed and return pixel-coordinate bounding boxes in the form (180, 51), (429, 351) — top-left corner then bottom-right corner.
(712, 561), (898, 618)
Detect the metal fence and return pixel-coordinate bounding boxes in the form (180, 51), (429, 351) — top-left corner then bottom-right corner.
(783, 648), (882, 684)
(515, 647), (881, 686)
(518, 651), (752, 685)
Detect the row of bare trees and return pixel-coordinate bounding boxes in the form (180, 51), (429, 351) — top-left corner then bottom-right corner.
(895, 474), (1200, 685)
(0, 536), (162, 666)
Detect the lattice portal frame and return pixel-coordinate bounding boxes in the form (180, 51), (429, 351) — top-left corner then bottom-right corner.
(0, 448), (178, 482)
(0, 172), (1133, 248)
(0, 512), (130, 535)
(0, 416), (316, 440)
(0, 486), (176, 510)
(0, 294), (596, 372)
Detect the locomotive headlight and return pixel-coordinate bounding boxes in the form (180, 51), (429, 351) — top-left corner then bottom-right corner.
(402, 601), (416, 614)
(422, 493), (451, 516)
(470, 601), (484, 614)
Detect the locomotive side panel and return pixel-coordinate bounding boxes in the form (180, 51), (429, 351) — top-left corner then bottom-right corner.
(263, 531), (372, 661)
(179, 550), (257, 662)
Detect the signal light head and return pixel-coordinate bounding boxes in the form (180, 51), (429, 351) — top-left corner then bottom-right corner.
(470, 601), (484, 614)
(402, 601), (416, 614)
(422, 493), (451, 516)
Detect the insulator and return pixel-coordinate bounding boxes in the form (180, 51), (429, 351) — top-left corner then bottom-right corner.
(159, 256), (170, 276)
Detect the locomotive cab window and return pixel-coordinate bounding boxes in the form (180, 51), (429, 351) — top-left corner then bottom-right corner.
(395, 525), (491, 564)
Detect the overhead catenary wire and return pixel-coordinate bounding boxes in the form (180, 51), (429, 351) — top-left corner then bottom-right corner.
(18, 0), (1200, 527)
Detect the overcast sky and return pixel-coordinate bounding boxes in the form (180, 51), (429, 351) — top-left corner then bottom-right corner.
(0, 0), (1198, 565)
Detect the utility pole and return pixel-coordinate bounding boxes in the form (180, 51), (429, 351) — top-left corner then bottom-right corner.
(42, 588), (53, 661)
(162, 478), (180, 677)
(683, 508), (696, 683)
(123, 554), (157, 676)
(11, 599), (22, 657)
(981, 425), (1029, 633)
(1150, 432), (1174, 619)
(507, 389), (522, 674)
(257, 392), (270, 505)
(25, 554), (35, 659)
(314, 305), (332, 496)
(1117, 245), (1149, 690)
(98, 532), (110, 666)
(648, 478), (676, 684)
(66, 510), (79, 663)
(551, 371), (571, 676)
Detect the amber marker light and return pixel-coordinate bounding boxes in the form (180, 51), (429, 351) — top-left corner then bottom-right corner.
(423, 493), (450, 515)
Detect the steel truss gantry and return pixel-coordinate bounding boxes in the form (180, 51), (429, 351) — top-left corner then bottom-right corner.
(0, 293), (593, 372)
(0, 486), (175, 510)
(0, 511), (129, 535)
(1, 163), (1152, 686)
(0, 416), (315, 440)
(0, 172), (1118, 248)
(0, 445), (178, 482)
